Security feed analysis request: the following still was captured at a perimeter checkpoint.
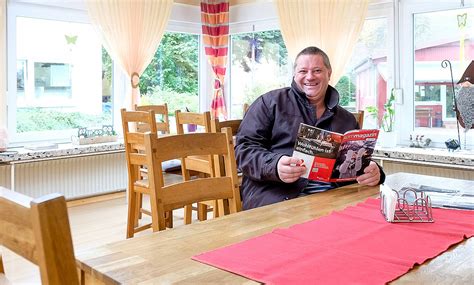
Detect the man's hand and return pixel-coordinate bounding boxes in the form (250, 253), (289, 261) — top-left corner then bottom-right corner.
(356, 161), (380, 186)
(277, 156), (306, 183)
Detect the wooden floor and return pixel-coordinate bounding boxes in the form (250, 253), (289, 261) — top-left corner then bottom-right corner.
(1, 192), (200, 284)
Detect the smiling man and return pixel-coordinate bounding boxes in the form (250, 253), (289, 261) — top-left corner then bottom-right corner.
(235, 46), (385, 210)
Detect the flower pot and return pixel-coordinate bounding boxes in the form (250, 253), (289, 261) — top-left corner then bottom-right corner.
(378, 131), (397, 148)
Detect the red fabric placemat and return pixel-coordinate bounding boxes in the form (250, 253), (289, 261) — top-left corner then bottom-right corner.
(193, 198), (474, 284)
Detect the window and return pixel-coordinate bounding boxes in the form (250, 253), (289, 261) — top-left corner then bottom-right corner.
(229, 3), (392, 122)
(139, 32), (200, 115)
(400, 1), (474, 148)
(7, 4), (112, 143)
(230, 30), (290, 118)
(413, 8), (472, 130)
(338, 17), (390, 129)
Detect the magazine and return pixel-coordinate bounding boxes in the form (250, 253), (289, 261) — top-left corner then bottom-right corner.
(292, 123), (379, 182)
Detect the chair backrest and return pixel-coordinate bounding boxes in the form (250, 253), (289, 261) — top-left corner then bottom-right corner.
(351, 110), (364, 129)
(143, 127), (242, 230)
(211, 119), (243, 177)
(175, 110), (214, 176)
(211, 119), (242, 136)
(121, 108), (158, 186)
(134, 104), (170, 134)
(175, 110), (212, 134)
(0, 188), (79, 285)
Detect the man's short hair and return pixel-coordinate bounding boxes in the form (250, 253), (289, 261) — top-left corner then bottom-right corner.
(293, 46), (332, 71)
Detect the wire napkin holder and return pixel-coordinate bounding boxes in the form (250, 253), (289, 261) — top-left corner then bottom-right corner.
(380, 187), (434, 223)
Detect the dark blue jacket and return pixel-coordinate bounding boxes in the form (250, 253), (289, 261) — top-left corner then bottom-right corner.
(235, 80), (385, 209)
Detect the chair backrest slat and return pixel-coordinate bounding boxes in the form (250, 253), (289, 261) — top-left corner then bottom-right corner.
(175, 110), (212, 134)
(152, 133), (228, 162)
(162, 177), (233, 210)
(0, 191), (36, 263)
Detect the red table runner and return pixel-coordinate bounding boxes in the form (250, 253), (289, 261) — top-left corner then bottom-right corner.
(193, 198), (474, 284)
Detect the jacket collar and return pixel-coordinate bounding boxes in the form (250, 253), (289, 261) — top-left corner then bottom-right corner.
(291, 78), (340, 111)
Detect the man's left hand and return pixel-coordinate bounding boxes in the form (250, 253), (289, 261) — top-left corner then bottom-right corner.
(356, 161), (380, 186)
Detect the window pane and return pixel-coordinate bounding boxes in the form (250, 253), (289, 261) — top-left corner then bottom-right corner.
(139, 32), (199, 115)
(341, 17), (389, 129)
(230, 31), (290, 118)
(413, 8), (474, 130)
(15, 17), (111, 134)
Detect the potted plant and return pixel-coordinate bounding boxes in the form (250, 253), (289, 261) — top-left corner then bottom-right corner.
(366, 89), (397, 148)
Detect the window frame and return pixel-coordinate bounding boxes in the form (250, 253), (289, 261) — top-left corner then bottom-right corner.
(7, 2), (114, 144)
(6, 1), (205, 144)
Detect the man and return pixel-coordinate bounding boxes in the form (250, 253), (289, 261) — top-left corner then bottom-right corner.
(235, 46), (385, 210)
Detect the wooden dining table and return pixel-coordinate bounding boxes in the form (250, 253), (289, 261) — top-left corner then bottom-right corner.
(76, 172), (473, 284)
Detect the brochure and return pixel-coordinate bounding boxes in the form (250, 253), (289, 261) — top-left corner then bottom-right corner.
(292, 123), (379, 182)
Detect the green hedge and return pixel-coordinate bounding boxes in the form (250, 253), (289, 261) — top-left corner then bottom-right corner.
(16, 108), (111, 133)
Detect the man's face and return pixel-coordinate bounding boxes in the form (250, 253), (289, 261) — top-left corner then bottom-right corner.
(294, 54), (332, 105)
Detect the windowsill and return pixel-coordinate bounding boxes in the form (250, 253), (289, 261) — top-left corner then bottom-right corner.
(373, 146), (473, 168)
(0, 141), (125, 164)
(2, 141), (472, 169)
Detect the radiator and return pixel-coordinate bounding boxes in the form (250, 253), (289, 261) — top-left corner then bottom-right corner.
(8, 152), (127, 199)
(0, 164), (11, 188)
(374, 159), (474, 181)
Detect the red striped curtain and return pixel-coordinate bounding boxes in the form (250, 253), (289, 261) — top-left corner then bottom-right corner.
(201, 0), (229, 119)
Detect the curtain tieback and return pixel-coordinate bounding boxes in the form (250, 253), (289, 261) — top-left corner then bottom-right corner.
(213, 78), (222, 90)
(131, 72), (140, 88)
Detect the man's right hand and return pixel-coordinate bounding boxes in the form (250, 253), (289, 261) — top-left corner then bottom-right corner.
(277, 156), (306, 183)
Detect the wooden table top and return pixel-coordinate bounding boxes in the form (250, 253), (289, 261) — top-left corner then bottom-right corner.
(76, 173), (473, 284)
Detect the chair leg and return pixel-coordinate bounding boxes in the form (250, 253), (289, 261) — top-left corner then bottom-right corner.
(197, 203), (208, 221)
(126, 190), (138, 238)
(217, 200), (225, 218)
(0, 254), (5, 273)
(184, 205), (193, 224)
(137, 193), (143, 219)
(165, 211), (173, 228)
(149, 189), (160, 233)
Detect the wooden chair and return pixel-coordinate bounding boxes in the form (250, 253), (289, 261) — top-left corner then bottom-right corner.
(143, 127), (242, 231)
(0, 188), (79, 284)
(134, 104), (170, 134)
(351, 110), (365, 129)
(175, 110), (218, 222)
(211, 118), (244, 206)
(121, 108), (172, 238)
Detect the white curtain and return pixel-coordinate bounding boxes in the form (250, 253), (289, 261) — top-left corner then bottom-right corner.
(86, 0), (173, 109)
(0, 0), (6, 128)
(274, 0), (369, 84)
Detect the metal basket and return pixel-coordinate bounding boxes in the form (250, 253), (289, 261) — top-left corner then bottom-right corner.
(380, 187), (434, 223)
